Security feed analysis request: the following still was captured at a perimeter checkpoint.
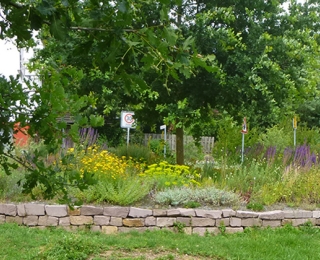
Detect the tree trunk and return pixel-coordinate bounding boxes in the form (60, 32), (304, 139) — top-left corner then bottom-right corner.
(176, 125), (184, 165)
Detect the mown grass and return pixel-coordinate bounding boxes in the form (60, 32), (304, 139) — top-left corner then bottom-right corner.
(0, 223), (320, 260)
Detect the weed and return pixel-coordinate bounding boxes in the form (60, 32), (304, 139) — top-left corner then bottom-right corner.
(218, 221), (226, 235)
(183, 201), (201, 208)
(173, 221), (186, 234)
(246, 202), (264, 211)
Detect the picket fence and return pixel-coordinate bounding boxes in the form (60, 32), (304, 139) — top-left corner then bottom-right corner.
(143, 134), (214, 154)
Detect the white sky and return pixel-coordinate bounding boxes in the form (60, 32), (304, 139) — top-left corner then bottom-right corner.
(0, 40), (20, 78)
(0, 0), (307, 79)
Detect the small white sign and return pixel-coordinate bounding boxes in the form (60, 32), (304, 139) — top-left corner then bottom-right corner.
(121, 111), (136, 128)
(160, 125), (166, 130)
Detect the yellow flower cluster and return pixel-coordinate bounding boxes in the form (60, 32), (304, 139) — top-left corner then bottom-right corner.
(79, 147), (142, 179)
(140, 161), (201, 187)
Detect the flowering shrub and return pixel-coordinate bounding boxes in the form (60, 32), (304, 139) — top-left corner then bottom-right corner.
(78, 147), (144, 178)
(139, 161), (201, 189)
(66, 146), (152, 205)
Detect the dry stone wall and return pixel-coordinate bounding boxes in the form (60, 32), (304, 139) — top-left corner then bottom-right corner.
(0, 203), (320, 236)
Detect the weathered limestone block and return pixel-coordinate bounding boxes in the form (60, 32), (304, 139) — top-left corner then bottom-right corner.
(0, 215), (5, 224)
(104, 207), (129, 218)
(191, 217), (215, 227)
(236, 211), (259, 218)
(119, 227), (147, 233)
(4, 204), (17, 216)
(183, 227), (192, 235)
(81, 206), (103, 216)
(192, 227), (220, 236)
(70, 216), (93, 225)
(222, 209), (236, 217)
(147, 226), (160, 231)
(216, 218), (230, 227)
(110, 217), (123, 226)
(241, 218), (262, 227)
(176, 217), (192, 227)
(166, 209), (181, 216)
(262, 220), (282, 227)
(157, 217), (176, 227)
(225, 227), (244, 234)
(145, 216), (156, 226)
(128, 207), (152, 218)
(153, 209), (167, 217)
(195, 209), (222, 219)
(259, 210), (284, 220)
(91, 226), (101, 232)
(94, 216), (110, 226)
(178, 208), (195, 217)
(45, 205), (68, 217)
(68, 207), (81, 216)
(230, 217), (242, 227)
(38, 216), (58, 226)
(23, 216), (39, 226)
(0, 205), (4, 214)
(123, 218), (144, 227)
(282, 218), (315, 227)
(315, 219), (320, 226)
(17, 204), (26, 217)
(101, 226), (118, 234)
(283, 210), (313, 219)
(313, 211), (320, 219)
(25, 204), (45, 216)
(59, 217), (70, 226)
(6, 216), (23, 225)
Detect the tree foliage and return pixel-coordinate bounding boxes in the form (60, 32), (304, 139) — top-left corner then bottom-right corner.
(1, 0), (320, 198)
(0, 0), (216, 200)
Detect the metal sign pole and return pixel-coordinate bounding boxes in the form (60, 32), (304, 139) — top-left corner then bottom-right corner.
(160, 125), (167, 158)
(241, 133), (245, 163)
(293, 117), (297, 147)
(164, 127), (167, 157)
(127, 127), (130, 147)
(241, 117), (247, 164)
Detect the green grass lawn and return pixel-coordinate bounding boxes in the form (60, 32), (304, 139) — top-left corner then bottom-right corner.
(1, 223), (320, 260)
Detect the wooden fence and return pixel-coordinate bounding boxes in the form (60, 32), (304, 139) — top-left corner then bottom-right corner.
(144, 134), (214, 154)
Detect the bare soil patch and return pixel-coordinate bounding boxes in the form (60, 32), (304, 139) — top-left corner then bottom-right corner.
(89, 248), (218, 259)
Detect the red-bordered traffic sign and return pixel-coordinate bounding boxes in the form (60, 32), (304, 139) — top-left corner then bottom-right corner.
(124, 113), (134, 124)
(121, 111), (136, 128)
(241, 117), (248, 134)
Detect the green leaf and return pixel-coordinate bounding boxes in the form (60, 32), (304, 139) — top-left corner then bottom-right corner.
(89, 115), (104, 127)
(183, 36), (194, 50)
(118, 0), (127, 13)
(163, 27), (178, 46)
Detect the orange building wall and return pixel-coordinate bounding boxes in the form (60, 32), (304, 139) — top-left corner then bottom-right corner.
(13, 123), (30, 147)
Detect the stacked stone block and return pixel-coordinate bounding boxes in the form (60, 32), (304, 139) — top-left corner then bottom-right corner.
(0, 203), (319, 236)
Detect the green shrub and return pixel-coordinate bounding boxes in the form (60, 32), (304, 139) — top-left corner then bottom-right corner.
(222, 160), (282, 199)
(154, 186), (241, 207)
(75, 175), (154, 205)
(184, 142), (204, 165)
(257, 125), (292, 152)
(110, 144), (155, 164)
(256, 169), (320, 206)
(0, 168), (27, 202)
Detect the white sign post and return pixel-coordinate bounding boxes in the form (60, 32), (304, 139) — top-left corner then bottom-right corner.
(293, 116), (297, 147)
(160, 125), (167, 157)
(241, 117), (248, 163)
(120, 111), (136, 147)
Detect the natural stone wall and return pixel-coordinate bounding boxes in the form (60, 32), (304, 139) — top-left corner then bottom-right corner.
(0, 203), (319, 236)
